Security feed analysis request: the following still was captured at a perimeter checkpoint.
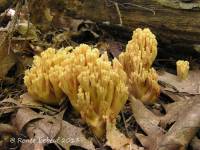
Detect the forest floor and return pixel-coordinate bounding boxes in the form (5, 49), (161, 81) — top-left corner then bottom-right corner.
(0, 1), (200, 150)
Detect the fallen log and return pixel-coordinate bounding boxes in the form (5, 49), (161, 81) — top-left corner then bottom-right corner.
(29, 0), (200, 58)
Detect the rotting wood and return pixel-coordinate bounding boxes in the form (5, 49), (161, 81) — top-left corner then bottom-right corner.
(29, 0), (200, 58)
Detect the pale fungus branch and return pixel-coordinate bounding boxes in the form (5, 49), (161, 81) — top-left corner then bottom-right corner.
(119, 28), (160, 104)
(24, 47), (70, 105)
(176, 60), (190, 80)
(126, 28), (157, 68)
(58, 44), (128, 137)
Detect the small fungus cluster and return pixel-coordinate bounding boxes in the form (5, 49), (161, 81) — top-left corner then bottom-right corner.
(24, 47), (71, 105)
(119, 28), (160, 104)
(176, 60), (190, 80)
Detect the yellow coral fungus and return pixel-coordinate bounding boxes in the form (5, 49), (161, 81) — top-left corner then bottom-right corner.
(176, 60), (189, 80)
(126, 28), (157, 68)
(119, 28), (160, 104)
(58, 44), (128, 137)
(24, 47), (71, 105)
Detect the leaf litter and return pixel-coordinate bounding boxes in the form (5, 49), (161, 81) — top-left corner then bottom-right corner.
(0, 1), (199, 150)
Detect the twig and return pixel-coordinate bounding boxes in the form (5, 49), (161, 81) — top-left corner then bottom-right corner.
(113, 2), (123, 26)
(125, 114), (133, 123)
(121, 111), (129, 136)
(105, 0), (155, 15)
(7, 0), (23, 54)
(24, 0), (31, 40)
(122, 3), (155, 15)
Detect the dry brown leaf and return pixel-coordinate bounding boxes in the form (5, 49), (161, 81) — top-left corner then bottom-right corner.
(134, 95), (200, 150)
(106, 121), (142, 150)
(0, 123), (16, 134)
(96, 40), (123, 57)
(20, 143), (44, 150)
(26, 117), (61, 146)
(160, 91), (198, 127)
(13, 108), (94, 150)
(130, 96), (163, 136)
(0, 32), (16, 79)
(158, 70), (200, 95)
(13, 108), (43, 131)
(107, 40), (123, 58)
(19, 93), (61, 115)
(57, 120), (95, 150)
(191, 137), (200, 150)
(135, 133), (155, 149)
(0, 97), (21, 106)
(0, 98), (21, 115)
(157, 96), (200, 150)
(20, 93), (42, 107)
(161, 90), (186, 102)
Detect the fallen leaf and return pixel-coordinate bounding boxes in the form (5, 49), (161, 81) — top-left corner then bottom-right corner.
(190, 137), (200, 150)
(157, 96), (200, 150)
(158, 70), (200, 95)
(14, 108), (43, 131)
(161, 90), (186, 102)
(135, 133), (155, 149)
(16, 20), (39, 41)
(107, 40), (123, 58)
(130, 96), (163, 136)
(96, 40), (123, 57)
(20, 93), (42, 107)
(26, 116), (61, 144)
(160, 98), (193, 127)
(0, 97), (21, 106)
(20, 143), (44, 150)
(106, 121), (133, 150)
(0, 123), (16, 134)
(0, 32), (16, 79)
(13, 108), (95, 150)
(57, 120), (95, 150)
(0, 98), (21, 115)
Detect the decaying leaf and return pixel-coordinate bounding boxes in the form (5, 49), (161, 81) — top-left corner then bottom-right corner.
(16, 20), (38, 41)
(190, 137), (200, 150)
(106, 125), (144, 150)
(130, 96), (163, 136)
(160, 97), (194, 127)
(0, 124), (17, 150)
(13, 108), (44, 131)
(19, 93), (43, 107)
(135, 133), (155, 149)
(20, 143), (44, 150)
(57, 120), (95, 150)
(0, 98), (21, 115)
(19, 93), (62, 115)
(96, 40), (123, 57)
(106, 121), (134, 150)
(0, 123), (16, 134)
(157, 96), (200, 150)
(0, 32), (16, 79)
(158, 70), (200, 95)
(12, 108), (95, 150)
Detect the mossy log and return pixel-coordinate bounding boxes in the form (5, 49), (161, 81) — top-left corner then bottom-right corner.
(30, 0), (200, 58)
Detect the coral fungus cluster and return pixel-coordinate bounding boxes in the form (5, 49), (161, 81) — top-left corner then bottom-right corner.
(24, 44), (128, 137)
(176, 60), (189, 80)
(24, 28), (160, 137)
(119, 28), (160, 104)
(24, 47), (71, 104)
(59, 44), (128, 137)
